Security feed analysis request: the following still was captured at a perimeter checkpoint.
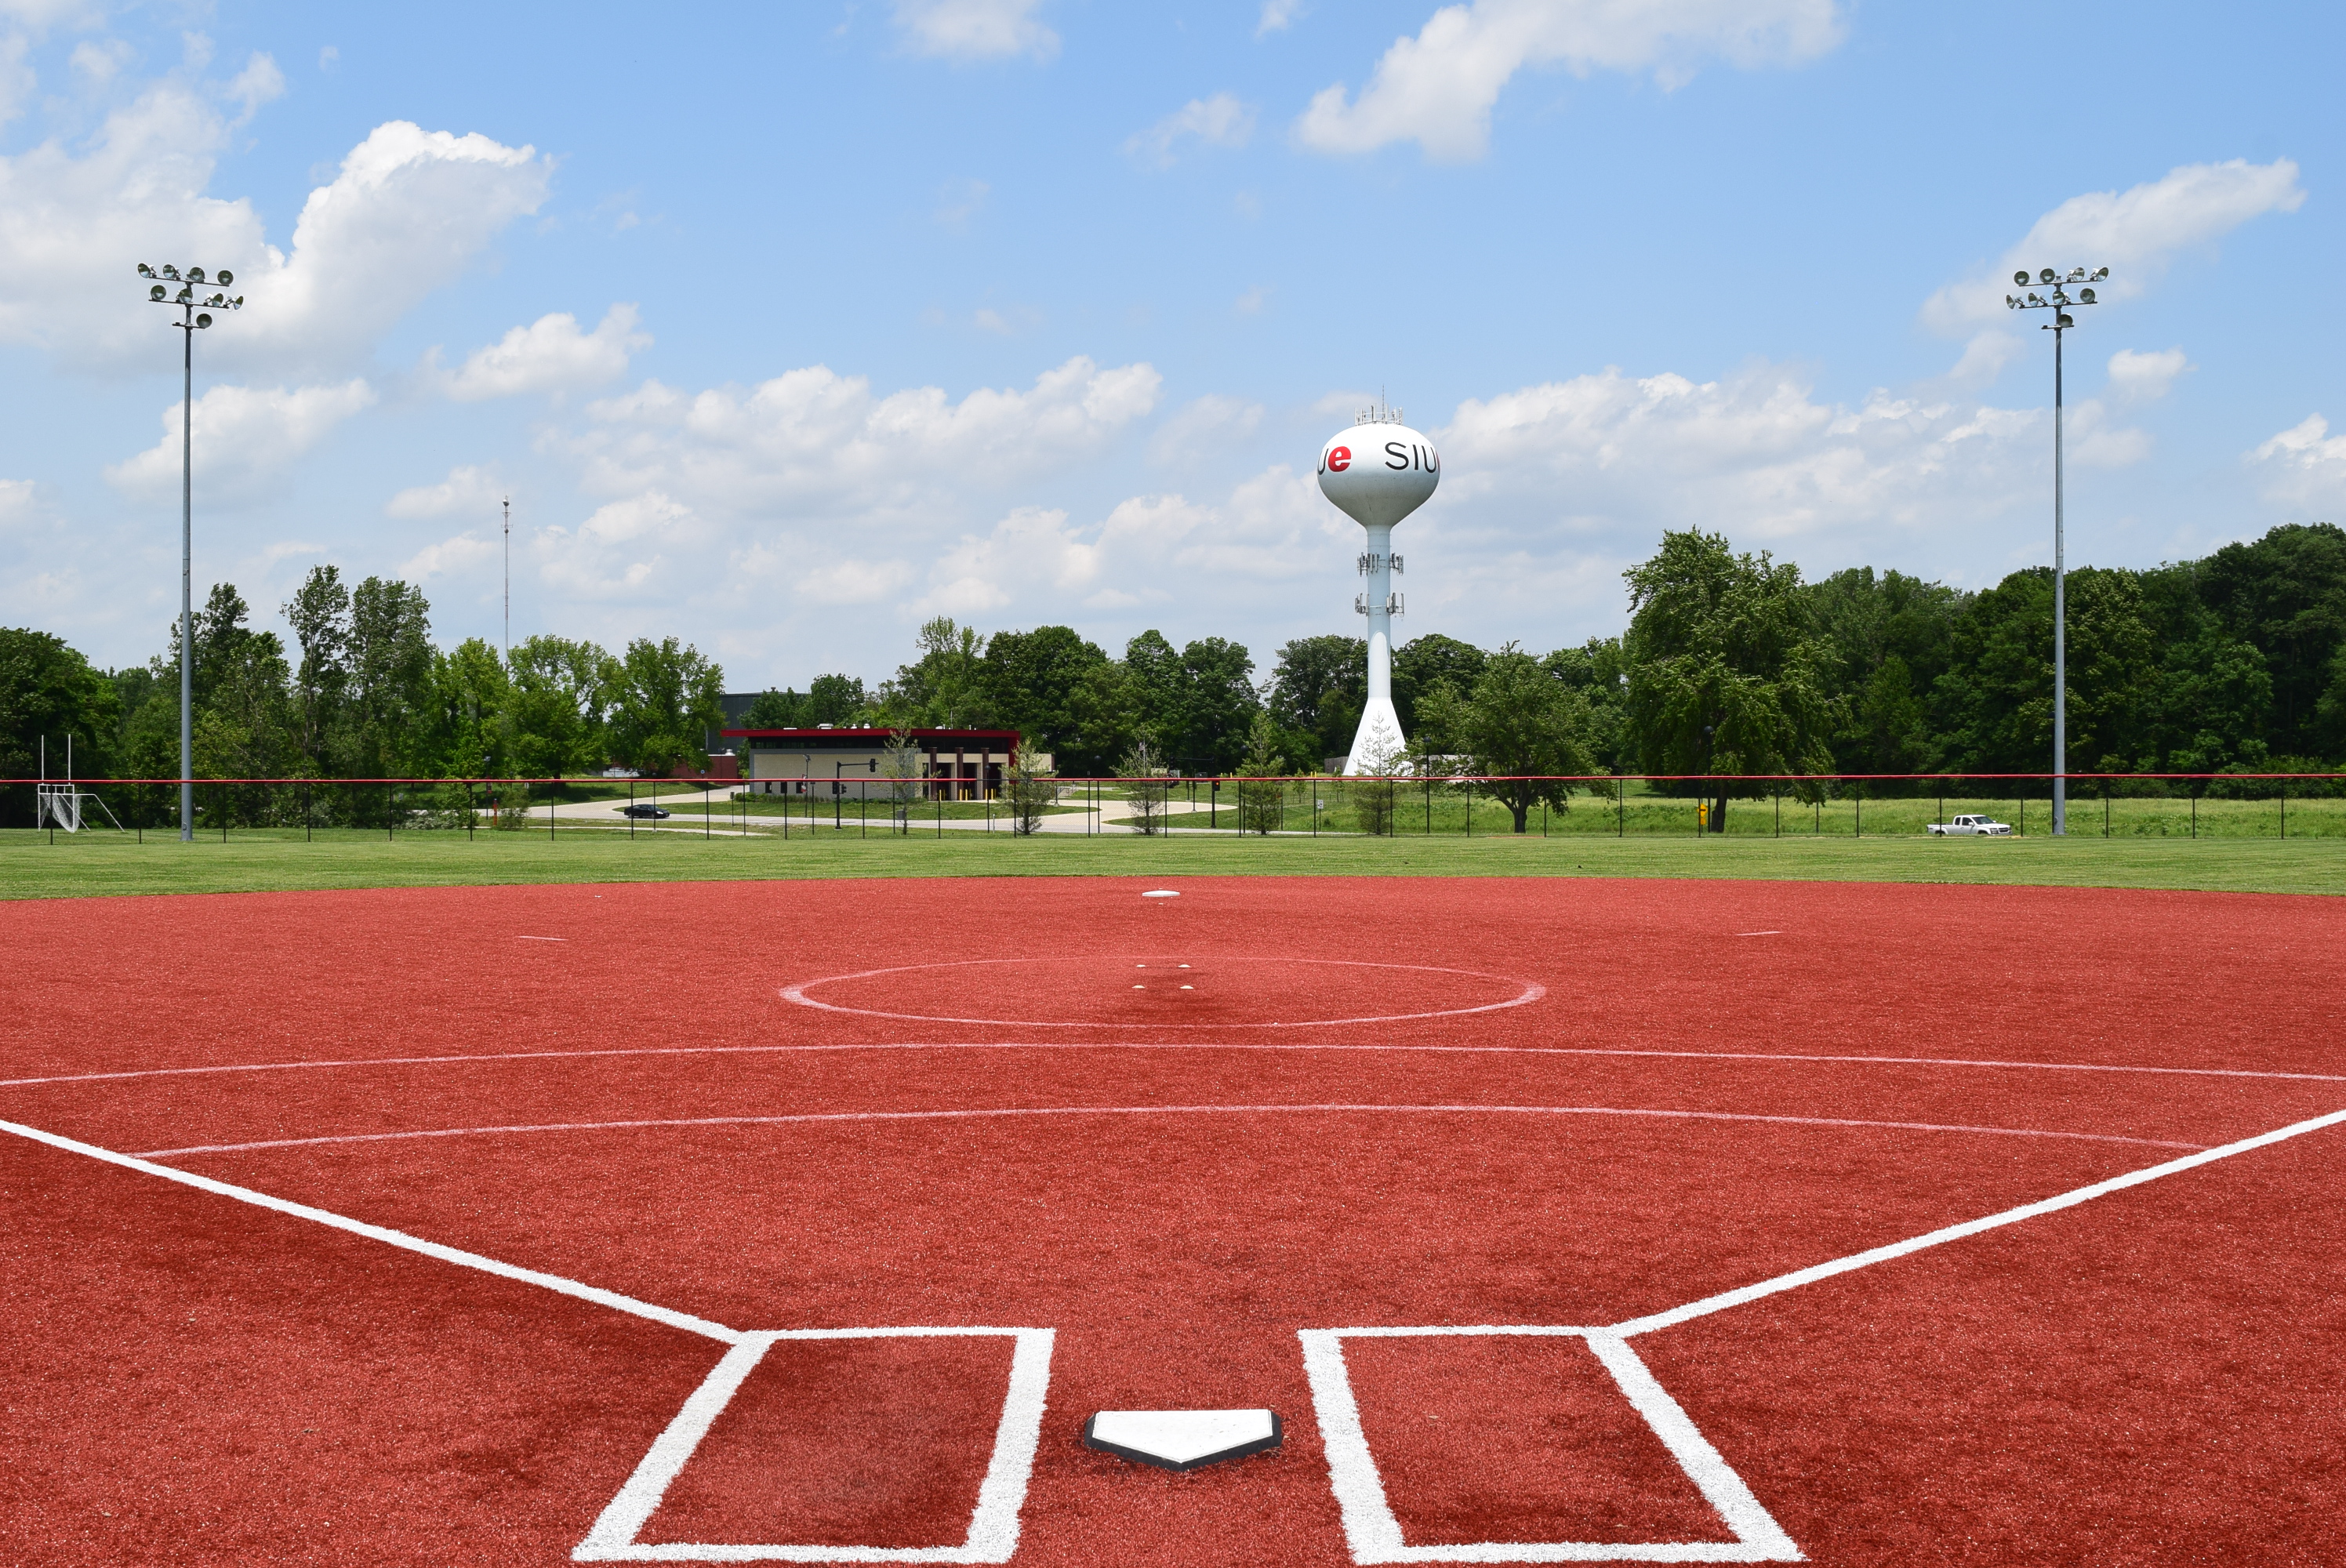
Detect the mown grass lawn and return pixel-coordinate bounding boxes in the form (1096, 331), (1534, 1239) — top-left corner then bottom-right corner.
(4, 821), (2341, 899)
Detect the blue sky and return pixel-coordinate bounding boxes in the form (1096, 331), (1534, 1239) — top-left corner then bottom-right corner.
(2, 0), (2339, 690)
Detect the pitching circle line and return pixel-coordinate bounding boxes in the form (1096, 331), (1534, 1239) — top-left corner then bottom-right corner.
(779, 956), (1547, 1028)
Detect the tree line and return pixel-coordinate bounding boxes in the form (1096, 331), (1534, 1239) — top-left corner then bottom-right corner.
(750, 520), (2346, 829)
(0, 565), (724, 826)
(5, 522), (2343, 830)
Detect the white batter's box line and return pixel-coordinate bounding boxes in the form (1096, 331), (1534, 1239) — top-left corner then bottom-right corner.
(1298, 1326), (1801, 1564)
(574, 1327), (1055, 1565)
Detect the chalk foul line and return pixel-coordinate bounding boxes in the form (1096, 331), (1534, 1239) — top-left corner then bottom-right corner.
(0, 1116), (739, 1345)
(126, 1102), (2205, 1160)
(1607, 1102), (2346, 1338)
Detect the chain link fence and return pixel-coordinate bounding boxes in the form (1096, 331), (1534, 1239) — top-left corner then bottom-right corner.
(5, 770), (2343, 843)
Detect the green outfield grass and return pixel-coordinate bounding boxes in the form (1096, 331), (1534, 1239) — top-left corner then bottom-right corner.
(2, 821), (2341, 899)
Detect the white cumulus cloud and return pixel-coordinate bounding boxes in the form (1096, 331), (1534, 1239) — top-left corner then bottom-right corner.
(2251, 415), (2346, 512)
(1922, 159), (2304, 332)
(1442, 365), (2050, 547)
(913, 506), (1100, 618)
(1295, 0), (1843, 161)
(1944, 330), (2022, 387)
(387, 463), (506, 520)
(106, 379), (376, 505)
(0, 90), (550, 376)
(568, 355), (1161, 518)
(1125, 93), (1256, 167)
(433, 304), (649, 401)
(537, 490), (703, 601)
(894, 0), (1057, 62)
(1257, 0), (1306, 37)
(798, 557), (917, 606)
(2105, 347), (2190, 403)
(909, 466), (1335, 624)
(225, 51), (285, 124)
(399, 532), (497, 583)
(1147, 394), (1266, 465)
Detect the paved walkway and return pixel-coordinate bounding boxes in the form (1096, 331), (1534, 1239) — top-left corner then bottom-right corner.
(507, 787), (1281, 836)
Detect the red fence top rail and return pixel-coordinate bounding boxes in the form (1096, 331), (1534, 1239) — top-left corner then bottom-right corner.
(9, 772), (2344, 787)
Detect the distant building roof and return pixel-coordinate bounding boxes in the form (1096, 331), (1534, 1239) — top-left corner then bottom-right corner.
(723, 725), (1019, 750)
(722, 726), (1017, 739)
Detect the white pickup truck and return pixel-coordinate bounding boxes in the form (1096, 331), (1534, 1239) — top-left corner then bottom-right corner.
(1928, 814), (2013, 837)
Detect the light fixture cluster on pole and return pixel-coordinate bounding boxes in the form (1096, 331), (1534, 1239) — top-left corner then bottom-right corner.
(136, 262), (243, 841)
(2008, 264), (2107, 837)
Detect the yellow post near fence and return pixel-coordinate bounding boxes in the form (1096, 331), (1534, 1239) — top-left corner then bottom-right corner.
(1697, 800), (1709, 832)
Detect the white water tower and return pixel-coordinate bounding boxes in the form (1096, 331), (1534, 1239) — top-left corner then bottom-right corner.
(1318, 405), (1440, 773)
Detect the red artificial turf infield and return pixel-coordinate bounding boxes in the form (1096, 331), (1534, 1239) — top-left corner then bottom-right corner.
(1, 873), (2342, 1566)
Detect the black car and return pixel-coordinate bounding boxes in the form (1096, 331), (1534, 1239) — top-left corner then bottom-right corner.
(617, 803), (671, 820)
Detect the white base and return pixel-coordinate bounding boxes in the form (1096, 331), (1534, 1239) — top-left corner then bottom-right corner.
(1343, 696), (1407, 776)
(1084, 1409), (1280, 1470)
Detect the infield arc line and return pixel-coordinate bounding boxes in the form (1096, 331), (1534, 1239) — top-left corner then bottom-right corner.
(11, 1043), (2342, 1094)
(128, 1102), (2206, 1160)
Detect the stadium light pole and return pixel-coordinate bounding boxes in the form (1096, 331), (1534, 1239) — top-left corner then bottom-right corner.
(2008, 264), (2106, 836)
(137, 262), (243, 840)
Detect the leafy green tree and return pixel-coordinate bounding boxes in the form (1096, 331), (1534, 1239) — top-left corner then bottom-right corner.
(743, 688), (803, 729)
(2061, 568), (2158, 771)
(2197, 522), (2346, 755)
(1118, 738), (1171, 833)
(191, 622), (296, 789)
(882, 617), (990, 727)
(1120, 630), (1185, 754)
(605, 637), (725, 775)
(1622, 529), (1836, 831)
(1175, 635), (1260, 774)
(880, 729), (925, 828)
(1001, 739), (1057, 835)
(1267, 634), (1366, 767)
(507, 635), (609, 778)
(0, 628), (121, 826)
(430, 639), (513, 778)
(1393, 633), (1487, 734)
(283, 565), (351, 778)
(1807, 567), (1965, 779)
(1416, 641), (1594, 833)
(1931, 567), (2155, 779)
(1233, 711), (1287, 834)
(1544, 637), (1629, 786)
(346, 576), (436, 776)
(173, 585), (299, 818)
(806, 673), (868, 725)
(981, 626), (1109, 755)
(1057, 659), (1137, 776)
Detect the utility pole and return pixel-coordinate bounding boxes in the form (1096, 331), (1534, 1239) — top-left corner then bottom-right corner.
(503, 496), (511, 659)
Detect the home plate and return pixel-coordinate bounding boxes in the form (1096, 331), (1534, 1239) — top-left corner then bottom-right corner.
(1083, 1409), (1281, 1471)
